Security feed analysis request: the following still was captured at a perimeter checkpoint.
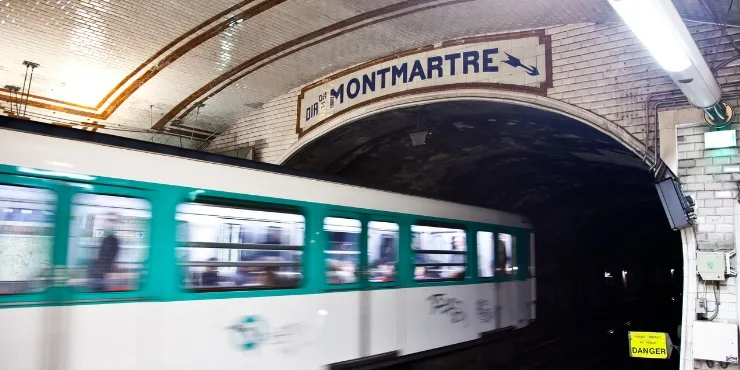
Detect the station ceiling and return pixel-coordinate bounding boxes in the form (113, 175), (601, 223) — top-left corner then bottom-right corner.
(285, 100), (682, 269)
(0, 0), (736, 144)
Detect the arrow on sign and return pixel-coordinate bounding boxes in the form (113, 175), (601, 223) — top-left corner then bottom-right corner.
(502, 52), (539, 76)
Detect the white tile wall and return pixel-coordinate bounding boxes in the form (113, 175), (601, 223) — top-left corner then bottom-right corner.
(2, 0), (623, 144)
(209, 22), (740, 166)
(676, 121), (740, 370)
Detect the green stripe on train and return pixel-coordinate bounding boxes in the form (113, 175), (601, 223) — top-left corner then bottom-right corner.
(0, 164), (531, 308)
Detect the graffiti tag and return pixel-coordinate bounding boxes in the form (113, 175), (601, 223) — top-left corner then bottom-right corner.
(476, 299), (494, 323)
(229, 316), (309, 355)
(427, 293), (468, 326)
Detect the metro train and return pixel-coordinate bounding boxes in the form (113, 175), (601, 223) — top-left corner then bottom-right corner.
(0, 116), (536, 370)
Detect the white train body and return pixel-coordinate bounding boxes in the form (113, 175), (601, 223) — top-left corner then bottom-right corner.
(0, 120), (536, 370)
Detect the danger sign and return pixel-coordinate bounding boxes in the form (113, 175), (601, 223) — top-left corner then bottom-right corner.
(628, 331), (673, 359)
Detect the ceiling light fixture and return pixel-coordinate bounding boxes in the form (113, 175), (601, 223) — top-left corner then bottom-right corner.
(410, 107), (428, 146)
(608, 0), (731, 128)
(409, 131), (428, 146)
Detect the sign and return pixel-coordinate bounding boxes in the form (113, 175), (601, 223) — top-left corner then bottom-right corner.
(296, 30), (552, 137)
(628, 331), (673, 359)
(704, 129), (737, 149)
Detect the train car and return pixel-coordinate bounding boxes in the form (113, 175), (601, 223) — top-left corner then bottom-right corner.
(0, 116), (536, 370)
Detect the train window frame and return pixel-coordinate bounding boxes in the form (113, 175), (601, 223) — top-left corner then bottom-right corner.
(176, 199), (306, 293)
(411, 220), (468, 283)
(476, 229), (497, 281)
(322, 211), (402, 291)
(323, 213), (363, 290)
(0, 179), (58, 300)
(512, 230), (529, 281)
(63, 184), (155, 301)
(366, 218), (400, 286)
(488, 227), (524, 282)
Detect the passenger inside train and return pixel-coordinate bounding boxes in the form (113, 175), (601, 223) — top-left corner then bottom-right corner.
(177, 202), (305, 290)
(0, 185), (522, 295)
(478, 231), (516, 278)
(412, 225), (467, 281)
(368, 221), (399, 283)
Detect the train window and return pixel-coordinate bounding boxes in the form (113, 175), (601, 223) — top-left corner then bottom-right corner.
(477, 231), (495, 278)
(412, 224), (466, 281)
(495, 233), (516, 277)
(368, 221), (398, 283)
(0, 185), (55, 295)
(324, 217), (360, 285)
(177, 203), (304, 291)
(67, 194), (151, 292)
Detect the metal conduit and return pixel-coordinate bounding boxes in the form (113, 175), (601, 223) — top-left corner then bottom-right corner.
(645, 81), (740, 172)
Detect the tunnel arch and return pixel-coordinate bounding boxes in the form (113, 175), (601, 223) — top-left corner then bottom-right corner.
(280, 95), (684, 331)
(279, 90), (652, 168)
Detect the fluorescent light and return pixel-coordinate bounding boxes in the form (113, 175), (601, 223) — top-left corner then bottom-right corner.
(608, 0), (691, 72)
(704, 130), (737, 149)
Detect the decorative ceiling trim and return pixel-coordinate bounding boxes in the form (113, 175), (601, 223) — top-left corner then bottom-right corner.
(0, 0), (279, 119)
(101, 0), (286, 119)
(0, 88), (94, 110)
(153, 0), (473, 130)
(97, 0), (264, 112)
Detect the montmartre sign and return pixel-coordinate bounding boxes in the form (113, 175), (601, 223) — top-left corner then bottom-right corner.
(296, 30), (552, 137)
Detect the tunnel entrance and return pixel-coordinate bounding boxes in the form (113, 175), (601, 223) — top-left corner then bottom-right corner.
(284, 100), (683, 368)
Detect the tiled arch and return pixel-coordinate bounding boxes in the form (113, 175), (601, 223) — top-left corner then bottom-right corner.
(276, 89), (651, 167)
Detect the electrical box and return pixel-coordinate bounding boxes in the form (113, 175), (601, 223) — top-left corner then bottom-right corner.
(693, 321), (739, 363)
(655, 177), (695, 230)
(697, 252), (726, 281)
(696, 298), (707, 315)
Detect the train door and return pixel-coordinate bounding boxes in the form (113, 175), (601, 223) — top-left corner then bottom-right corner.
(322, 213), (400, 363)
(54, 183), (156, 370)
(362, 217), (400, 358)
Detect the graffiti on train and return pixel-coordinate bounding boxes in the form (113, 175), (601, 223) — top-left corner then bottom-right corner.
(476, 299), (494, 323)
(427, 293), (468, 326)
(229, 315), (310, 354)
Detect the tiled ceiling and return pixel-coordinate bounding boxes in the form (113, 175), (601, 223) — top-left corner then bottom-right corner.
(0, 0), (735, 146)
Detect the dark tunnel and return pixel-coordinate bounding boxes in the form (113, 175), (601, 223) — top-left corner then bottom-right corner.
(285, 100), (683, 345)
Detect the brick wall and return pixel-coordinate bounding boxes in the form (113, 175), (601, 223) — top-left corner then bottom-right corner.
(208, 22), (740, 165)
(676, 120), (739, 370)
(208, 91), (300, 162)
(548, 22), (740, 146)
(678, 122), (740, 251)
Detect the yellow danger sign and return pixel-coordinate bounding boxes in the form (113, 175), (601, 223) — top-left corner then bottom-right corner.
(628, 331), (672, 359)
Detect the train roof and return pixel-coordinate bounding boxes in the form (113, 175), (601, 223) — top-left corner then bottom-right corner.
(0, 116), (531, 228)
